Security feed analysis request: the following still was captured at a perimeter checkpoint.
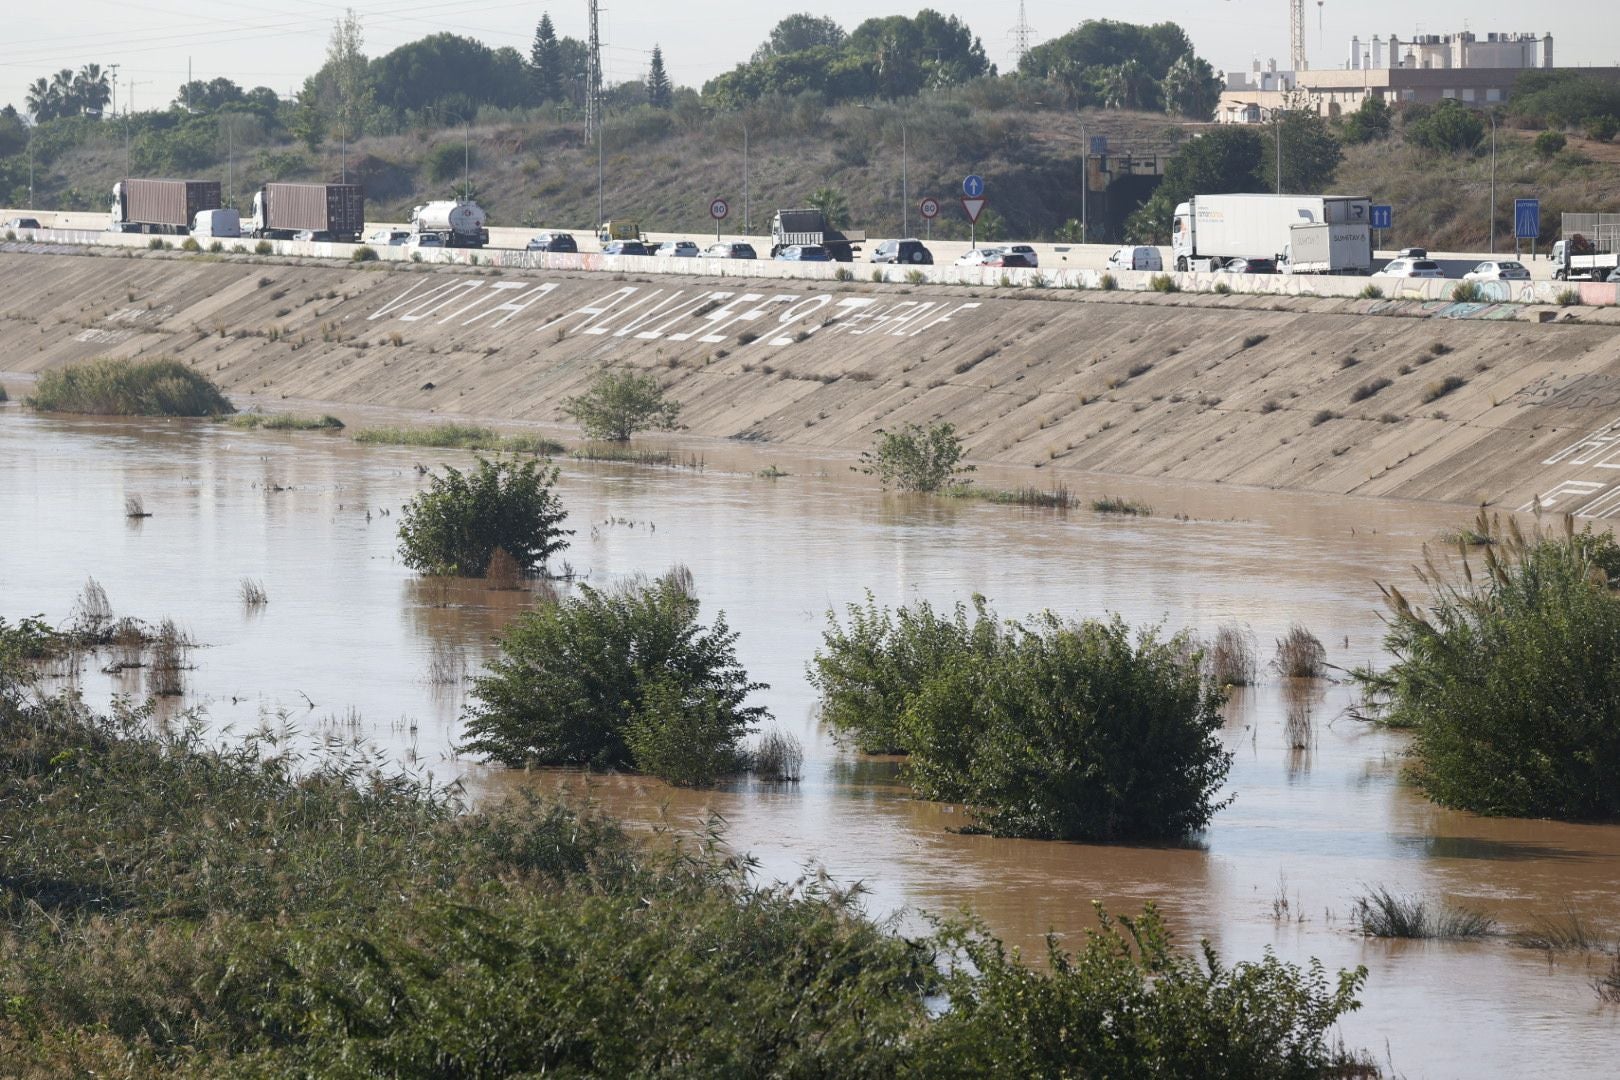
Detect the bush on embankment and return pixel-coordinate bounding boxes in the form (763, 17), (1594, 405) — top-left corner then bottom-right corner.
(1354, 512), (1620, 819)
(812, 596), (1232, 841)
(461, 570), (766, 786)
(28, 357), (234, 416)
(0, 641), (1368, 1077)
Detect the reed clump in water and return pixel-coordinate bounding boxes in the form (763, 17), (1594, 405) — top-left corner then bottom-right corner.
(949, 486), (1076, 509)
(1091, 495), (1151, 516)
(753, 728), (804, 782)
(1514, 904), (1604, 952)
(239, 579), (268, 607)
(227, 412), (345, 431)
(124, 494), (151, 519)
(1272, 624), (1327, 679)
(1205, 624), (1257, 687)
(145, 618), (190, 697)
(1352, 885), (1495, 939)
(28, 357), (234, 416)
(353, 424), (562, 455)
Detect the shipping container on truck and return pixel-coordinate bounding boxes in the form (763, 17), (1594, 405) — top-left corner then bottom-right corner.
(770, 209), (865, 261)
(1171, 194), (1372, 273)
(1552, 213), (1620, 282)
(246, 183), (365, 241)
(109, 179), (222, 234)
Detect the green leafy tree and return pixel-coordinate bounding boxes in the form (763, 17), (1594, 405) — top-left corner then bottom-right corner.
(1353, 514), (1620, 820)
(531, 13), (564, 103)
(1160, 53), (1220, 120)
(859, 421), (973, 493)
(1340, 96), (1393, 144)
(461, 572), (767, 781)
(807, 185), (850, 230)
(1102, 59), (1157, 110)
(1533, 129), (1567, 159)
(396, 457), (570, 577)
(1404, 99), (1485, 153)
(752, 13), (846, 62)
(1586, 114), (1619, 142)
(647, 45), (673, 109)
(917, 903), (1367, 1077)
(1264, 108), (1343, 193)
(562, 369), (681, 442)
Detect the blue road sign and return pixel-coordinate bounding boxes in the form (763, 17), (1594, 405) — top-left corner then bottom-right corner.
(1515, 198), (1541, 240)
(962, 174), (985, 198)
(1370, 204), (1393, 230)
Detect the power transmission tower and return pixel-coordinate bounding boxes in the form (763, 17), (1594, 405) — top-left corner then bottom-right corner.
(1009, 1), (1035, 66)
(1289, 0), (1307, 73)
(584, 0), (604, 142)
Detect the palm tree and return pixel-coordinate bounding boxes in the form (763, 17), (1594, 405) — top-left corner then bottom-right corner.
(25, 77), (56, 122)
(74, 64), (111, 117)
(50, 68), (79, 116)
(1103, 60), (1154, 112)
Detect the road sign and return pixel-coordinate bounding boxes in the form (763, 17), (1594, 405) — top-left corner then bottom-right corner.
(1089, 136), (1108, 156)
(961, 196), (988, 224)
(709, 198), (729, 220)
(919, 197), (940, 221)
(1370, 204), (1393, 230)
(962, 174), (985, 198)
(1515, 198), (1541, 240)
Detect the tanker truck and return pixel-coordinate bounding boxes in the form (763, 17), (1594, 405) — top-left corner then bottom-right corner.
(245, 183), (365, 242)
(109, 179), (221, 234)
(410, 200), (488, 248)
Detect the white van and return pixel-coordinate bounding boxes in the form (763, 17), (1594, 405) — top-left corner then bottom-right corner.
(1106, 245), (1163, 272)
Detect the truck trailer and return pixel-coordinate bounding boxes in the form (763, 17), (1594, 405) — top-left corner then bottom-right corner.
(410, 200), (488, 248)
(109, 179), (222, 234)
(245, 183), (365, 242)
(771, 209), (864, 262)
(1172, 194), (1373, 274)
(1553, 214), (1620, 282)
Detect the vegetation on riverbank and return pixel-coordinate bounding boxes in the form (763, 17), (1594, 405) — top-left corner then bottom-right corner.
(27, 357), (233, 417)
(352, 422), (562, 454)
(1354, 512), (1620, 820)
(0, 626), (1371, 1076)
(225, 411), (344, 430)
(811, 595), (1231, 841)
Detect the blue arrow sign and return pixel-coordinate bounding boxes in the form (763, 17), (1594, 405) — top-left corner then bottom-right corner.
(962, 174), (985, 198)
(1370, 204), (1393, 230)
(1515, 198), (1541, 240)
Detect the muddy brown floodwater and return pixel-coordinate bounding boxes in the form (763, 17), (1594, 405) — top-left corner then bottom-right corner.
(2, 406), (1617, 1077)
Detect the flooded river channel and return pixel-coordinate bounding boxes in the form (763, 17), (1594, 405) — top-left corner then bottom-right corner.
(2, 406), (1617, 1077)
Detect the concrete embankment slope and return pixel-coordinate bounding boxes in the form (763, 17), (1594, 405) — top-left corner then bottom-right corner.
(5, 246), (1620, 515)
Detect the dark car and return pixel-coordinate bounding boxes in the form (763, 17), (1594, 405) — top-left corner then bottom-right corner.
(871, 238), (933, 265)
(775, 244), (830, 262)
(705, 241), (757, 259)
(1224, 257), (1276, 274)
(602, 240), (650, 256)
(526, 232), (578, 253)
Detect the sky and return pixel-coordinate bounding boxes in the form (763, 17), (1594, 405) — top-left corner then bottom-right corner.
(4, 1), (1615, 113)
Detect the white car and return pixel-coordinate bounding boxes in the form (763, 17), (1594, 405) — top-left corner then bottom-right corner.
(954, 247), (1005, 267)
(1464, 260), (1531, 282)
(366, 229), (412, 246)
(1379, 257), (1445, 279)
(654, 240), (700, 257)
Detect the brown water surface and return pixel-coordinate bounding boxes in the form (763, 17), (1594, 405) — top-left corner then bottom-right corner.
(1, 407), (1616, 1077)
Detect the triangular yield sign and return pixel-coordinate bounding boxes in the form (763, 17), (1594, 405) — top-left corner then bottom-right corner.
(961, 196), (988, 224)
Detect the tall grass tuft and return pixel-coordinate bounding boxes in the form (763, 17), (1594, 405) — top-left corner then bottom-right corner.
(1515, 903), (1604, 952)
(146, 618), (189, 697)
(1092, 495), (1151, 516)
(753, 728), (804, 782)
(1273, 624), (1327, 678)
(72, 578), (114, 634)
(124, 494), (152, 519)
(228, 412), (345, 431)
(1206, 624), (1257, 687)
(239, 578), (268, 607)
(353, 424), (562, 455)
(1598, 951), (1620, 1003)
(30, 358), (234, 417)
(1352, 885), (1495, 939)
(949, 486), (1076, 509)
(484, 547), (524, 590)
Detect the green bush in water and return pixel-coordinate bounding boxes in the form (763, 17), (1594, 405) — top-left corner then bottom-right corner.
(28, 358), (234, 416)
(396, 456), (569, 577)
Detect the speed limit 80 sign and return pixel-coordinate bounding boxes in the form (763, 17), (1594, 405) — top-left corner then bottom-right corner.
(709, 198), (730, 220)
(919, 197), (940, 220)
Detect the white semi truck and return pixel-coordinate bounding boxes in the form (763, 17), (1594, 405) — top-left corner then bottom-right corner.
(1173, 194), (1373, 275)
(410, 200), (488, 248)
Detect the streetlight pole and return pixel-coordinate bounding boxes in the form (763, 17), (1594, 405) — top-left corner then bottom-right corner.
(901, 115), (908, 236)
(1274, 109), (1283, 194)
(1488, 111), (1498, 254)
(743, 122), (750, 234)
(27, 124), (33, 209)
(597, 119), (604, 232)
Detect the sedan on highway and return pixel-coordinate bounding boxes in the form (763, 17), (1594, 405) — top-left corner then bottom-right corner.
(602, 240), (650, 256)
(1223, 257), (1277, 274)
(655, 240), (700, 258)
(1002, 244), (1039, 268)
(955, 247), (1006, 267)
(775, 244), (830, 262)
(705, 242), (757, 259)
(526, 232), (578, 253)
(6, 217), (43, 230)
(1379, 257), (1446, 279)
(1464, 260), (1531, 282)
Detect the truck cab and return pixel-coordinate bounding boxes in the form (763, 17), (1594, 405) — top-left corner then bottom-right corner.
(598, 221), (644, 245)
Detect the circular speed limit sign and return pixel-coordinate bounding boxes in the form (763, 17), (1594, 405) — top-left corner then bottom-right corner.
(919, 197), (940, 220)
(709, 198), (730, 220)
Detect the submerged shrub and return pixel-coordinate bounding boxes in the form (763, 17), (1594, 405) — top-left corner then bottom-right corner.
(462, 571), (765, 783)
(814, 597), (1231, 841)
(29, 358), (234, 416)
(1352, 885), (1495, 939)
(396, 456), (570, 577)
(859, 421), (974, 493)
(1353, 512), (1620, 818)
(562, 369), (681, 442)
